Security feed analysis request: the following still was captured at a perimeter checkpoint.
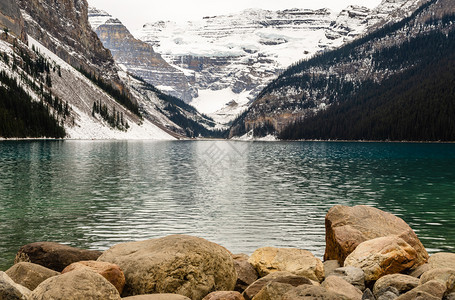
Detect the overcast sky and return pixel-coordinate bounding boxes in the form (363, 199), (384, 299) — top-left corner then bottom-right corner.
(87, 0), (383, 31)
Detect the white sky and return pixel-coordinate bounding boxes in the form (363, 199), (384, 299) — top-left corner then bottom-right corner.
(87, 0), (383, 31)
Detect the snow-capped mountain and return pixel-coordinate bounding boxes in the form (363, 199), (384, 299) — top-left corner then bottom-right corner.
(133, 0), (421, 125)
(0, 0), (218, 140)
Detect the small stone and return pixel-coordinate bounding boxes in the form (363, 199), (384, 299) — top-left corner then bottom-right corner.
(29, 268), (120, 300)
(121, 295), (191, 300)
(14, 242), (102, 272)
(333, 266), (366, 291)
(407, 264), (430, 278)
(420, 267), (455, 294)
(203, 291), (245, 300)
(0, 271), (31, 300)
(344, 236), (418, 283)
(445, 293), (455, 300)
(248, 247), (324, 282)
(233, 254), (258, 292)
(282, 285), (350, 299)
(362, 288), (376, 300)
(322, 275), (362, 300)
(5, 262), (60, 291)
(323, 260), (341, 277)
(376, 287), (399, 300)
(395, 280), (446, 300)
(62, 260), (125, 294)
(373, 274), (419, 296)
(251, 282), (294, 300)
(428, 253), (455, 270)
(242, 271), (313, 300)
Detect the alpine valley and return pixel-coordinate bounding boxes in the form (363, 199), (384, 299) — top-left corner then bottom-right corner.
(0, 0), (454, 141)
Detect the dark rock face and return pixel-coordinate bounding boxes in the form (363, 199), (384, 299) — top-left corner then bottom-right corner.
(14, 242), (102, 272)
(91, 15), (196, 103)
(17, 0), (121, 87)
(0, 0), (27, 42)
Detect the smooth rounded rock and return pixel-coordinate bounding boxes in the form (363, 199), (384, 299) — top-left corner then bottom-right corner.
(97, 235), (237, 299)
(242, 271), (313, 300)
(203, 291), (245, 300)
(248, 247), (324, 282)
(29, 268), (120, 300)
(252, 282), (295, 300)
(282, 285), (350, 299)
(122, 294), (190, 300)
(428, 253), (455, 270)
(332, 266), (365, 291)
(376, 286), (399, 300)
(344, 236), (418, 282)
(14, 242), (102, 272)
(373, 274), (419, 296)
(232, 254), (258, 292)
(395, 280), (446, 300)
(324, 205), (428, 266)
(323, 260), (340, 278)
(420, 267), (455, 294)
(5, 262), (60, 291)
(62, 260), (125, 294)
(322, 275), (362, 300)
(0, 271), (31, 300)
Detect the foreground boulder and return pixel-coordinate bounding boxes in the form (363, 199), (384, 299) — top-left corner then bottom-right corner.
(97, 235), (237, 299)
(242, 271), (313, 300)
(395, 280), (446, 300)
(252, 281), (296, 300)
(62, 260), (125, 294)
(14, 242), (102, 272)
(5, 262), (59, 291)
(324, 205), (428, 266)
(344, 235), (418, 282)
(232, 254), (258, 292)
(248, 247), (324, 282)
(29, 268), (120, 300)
(0, 271), (31, 300)
(420, 268), (455, 294)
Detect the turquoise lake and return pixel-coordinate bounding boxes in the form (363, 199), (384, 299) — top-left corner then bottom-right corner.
(0, 140), (454, 270)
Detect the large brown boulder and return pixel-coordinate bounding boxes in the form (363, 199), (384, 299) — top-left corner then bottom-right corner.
(282, 285), (350, 299)
(242, 271), (313, 300)
(248, 247), (324, 282)
(97, 235), (237, 299)
(29, 268), (120, 300)
(232, 254), (258, 292)
(0, 271), (31, 300)
(324, 205), (428, 266)
(321, 275), (362, 300)
(344, 235), (418, 283)
(62, 260), (125, 294)
(5, 262), (59, 291)
(14, 242), (102, 272)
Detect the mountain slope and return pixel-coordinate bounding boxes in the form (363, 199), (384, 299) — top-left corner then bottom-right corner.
(229, 0), (454, 140)
(134, 0), (421, 125)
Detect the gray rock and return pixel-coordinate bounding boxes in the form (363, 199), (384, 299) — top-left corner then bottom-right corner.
(323, 260), (341, 277)
(0, 271), (31, 300)
(373, 274), (419, 296)
(445, 293), (455, 300)
(5, 262), (59, 291)
(376, 287), (399, 300)
(333, 266), (366, 291)
(396, 280), (446, 300)
(362, 288), (376, 300)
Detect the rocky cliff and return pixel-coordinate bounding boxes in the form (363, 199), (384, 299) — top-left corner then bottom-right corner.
(0, 0), (26, 42)
(88, 8), (196, 103)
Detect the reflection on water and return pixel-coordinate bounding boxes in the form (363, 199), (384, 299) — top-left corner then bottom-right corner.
(0, 140), (454, 269)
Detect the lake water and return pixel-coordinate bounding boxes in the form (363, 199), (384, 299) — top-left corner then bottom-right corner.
(0, 140), (454, 270)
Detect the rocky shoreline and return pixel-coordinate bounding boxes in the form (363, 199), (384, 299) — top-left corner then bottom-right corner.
(1, 205), (454, 300)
